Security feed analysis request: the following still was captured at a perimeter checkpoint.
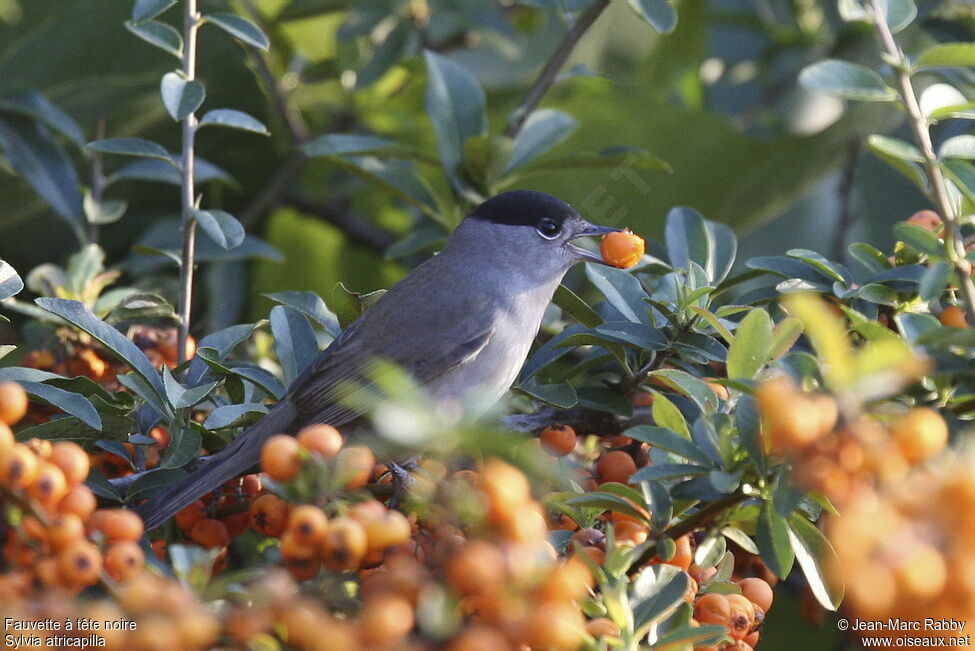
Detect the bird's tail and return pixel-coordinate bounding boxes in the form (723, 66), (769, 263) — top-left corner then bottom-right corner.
(136, 400), (297, 530)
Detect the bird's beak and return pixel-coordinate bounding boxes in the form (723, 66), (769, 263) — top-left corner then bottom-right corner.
(567, 222), (621, 264)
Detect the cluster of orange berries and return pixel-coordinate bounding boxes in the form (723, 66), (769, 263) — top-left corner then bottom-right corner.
(0, 381), (152, 596)
(827, 451), (975, 645)
(755, 376), (948, 507)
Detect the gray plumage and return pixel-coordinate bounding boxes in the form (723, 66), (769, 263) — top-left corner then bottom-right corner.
(137, 191), (617, 529)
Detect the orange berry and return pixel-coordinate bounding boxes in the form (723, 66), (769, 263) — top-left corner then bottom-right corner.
(536, 557), (594, 602)
(614, 521), (649, 545)
(58, 486), (97, 521)
(600, 229), (645, 269)
(49, 441), (90, 486)
(694, 593), (731, 626)
(260, 434), (302, 482)
(364, 509), (412, 553)
(0, 443), (38, 489)
(891, 407), (948, 463)
(657, 534), (693, 571)
(358, 594), (415, 647)
(0, 422), (13, 452)
(906, 209), (942, 232)
(57, 539), (102, 586)
(335, 445), (374, 490)
(319, 516), (367, 571)
(46, 513), (85, 551)
(481, 459), (531, 520)
(525, 602), (586, 650)
(151, 539), (167, 561)
(287, 505), (329, 547)
(296, 424), (343, 459)
(595, 450), (637, 484)
(738, 577), (774, 612)
(704, 379), (730, 401)
(93, 508), (144, 543)
(446, 541), (506, 596)
(190, 518), (230, 548)
(448, 624), (513, 651)
(249, 493), (289, 537)
(940, 305), (969, 328)
(0, 381), (28, 425)
(175, 499), (207, 533)
(27, 461), (68, 508)
(540, 423), (577, 456)
(104, 540), (145, 581)
(726, 594), (755, 640)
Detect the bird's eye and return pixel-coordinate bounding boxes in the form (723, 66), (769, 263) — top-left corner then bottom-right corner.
(536, 219), (562, 240)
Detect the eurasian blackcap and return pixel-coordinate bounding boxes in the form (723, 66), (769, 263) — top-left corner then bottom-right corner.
(138, 190), (619, 528)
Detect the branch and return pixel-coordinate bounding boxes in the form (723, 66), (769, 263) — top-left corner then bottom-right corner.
(503, 0), (612, 139)
(177, 0), (202, 366)
(866, 0), (975, 325)
(627, 488), (752, 576)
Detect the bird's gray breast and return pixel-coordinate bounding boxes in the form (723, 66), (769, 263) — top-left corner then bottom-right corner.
(424, 281), (557, 412)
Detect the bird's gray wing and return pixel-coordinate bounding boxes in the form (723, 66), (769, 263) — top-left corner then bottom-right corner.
(288, 263), (496, 428)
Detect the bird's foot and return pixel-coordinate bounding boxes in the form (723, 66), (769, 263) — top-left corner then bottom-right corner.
(387, 461), (416, 509)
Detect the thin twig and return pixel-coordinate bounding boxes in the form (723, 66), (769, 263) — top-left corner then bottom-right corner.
(866, 0), (975, 325)
(503, 0), (612, 139)
(177, 0), (201, 366)
(627, 488), (752, 576)
(832, 139), (861, 261)
(87, 118), (106, 246)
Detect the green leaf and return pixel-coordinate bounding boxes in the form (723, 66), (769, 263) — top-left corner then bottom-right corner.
(689, 307), (733, 344)
(193, 209), (245, 250)
(894, 223), (942, 256)
(788, 514), (844, 610)
(867, 135), (927, 190)
(520, 146), (669, 173)
(203, 402), (268, 429)
(423, 50), (487, 182)
(265, 291), (341, 337)
(567, 493), (652, 525)
(553, 285), (602, 328)
(736, 394), (766, 474)
(269, 306), (318, 385)
(198, 109), (268, 135)
(798, 60), (897, 102)
(160, 72), (205, 121)
(0, 259), (24, 301)
(132, 0), (175, 22)
(83, 193), (127, 226)
(19, 381), (101, 429)
(630, 463), (709, 483)
(756, 502), (795, 578)
(626, 0), (678, 34)
(626, 425), (713, 466)
(87, 138), (176, 165)
(126, 468), (187, 502)
(768, 317), (803, 361)
(919, 261), (952, 302)
(838, 0), (915, 32)
(727, 308), (773, 380)
(124, 19), (182, 58)
(919, 83), (968, 119)
(205, 12), (270, 50)
(505, 109), (577, 173)
(849, 242), (893, 274)
(0, 115), (84, 236)
(161, 425), (202, 468)
(0, 91), (85, 148)
(516, 378), (577, 408)
(584, 263), (649, 324)
(786, 249), (851, 285)
(34, 298), (167, 409)
(939, 135), (975, 160)
(722, 526), (759, 555)
(665, 206), (711, 274)
(302, 133), (395, 157)
(650, 392), (689, 438)
(916, 43), (975, 69)
(649, 368), (718, 413)
(632, 564), (690, 632)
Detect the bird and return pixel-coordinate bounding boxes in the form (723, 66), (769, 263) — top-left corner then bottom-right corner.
(137, 190), (619, 529)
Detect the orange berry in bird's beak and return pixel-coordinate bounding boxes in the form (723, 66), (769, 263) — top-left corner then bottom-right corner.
(600, 230), (645, 268)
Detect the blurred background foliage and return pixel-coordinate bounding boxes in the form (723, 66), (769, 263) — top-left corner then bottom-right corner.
(2, 0), (963, 339)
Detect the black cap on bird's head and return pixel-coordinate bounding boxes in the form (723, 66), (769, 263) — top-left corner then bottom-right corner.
(467, 190), (620, 262)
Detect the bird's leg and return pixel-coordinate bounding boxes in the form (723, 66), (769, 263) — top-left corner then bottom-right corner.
(386, 460), (418, 509)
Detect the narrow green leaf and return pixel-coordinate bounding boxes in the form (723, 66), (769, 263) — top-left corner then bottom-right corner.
(205, 12), (270, 50)
(424, 50), (486, 181)
(198, 109), (269, 135)
(132, 0), (175, 22)
(626, 0), (678, 34)
(625, 425), (714, 466)
(204, 403), (268, 429)
(505, 109), (577, 173)
(756, 502), (795, 578)
(193, 209), (245, 250)
(553, 284), (602, 328)
(124, 19), (183, 58)
(161, 426), (202, 468)
(19, 381), (101, 429)
(919, 261), (952, 302)
(650, 392), (689, 438)
(916, 43), (975, 69)
(0, 259), (24, 301)
(87, 138), (176, 165)
(727, 308), (773, 379)
(788, 514), (844, 610)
